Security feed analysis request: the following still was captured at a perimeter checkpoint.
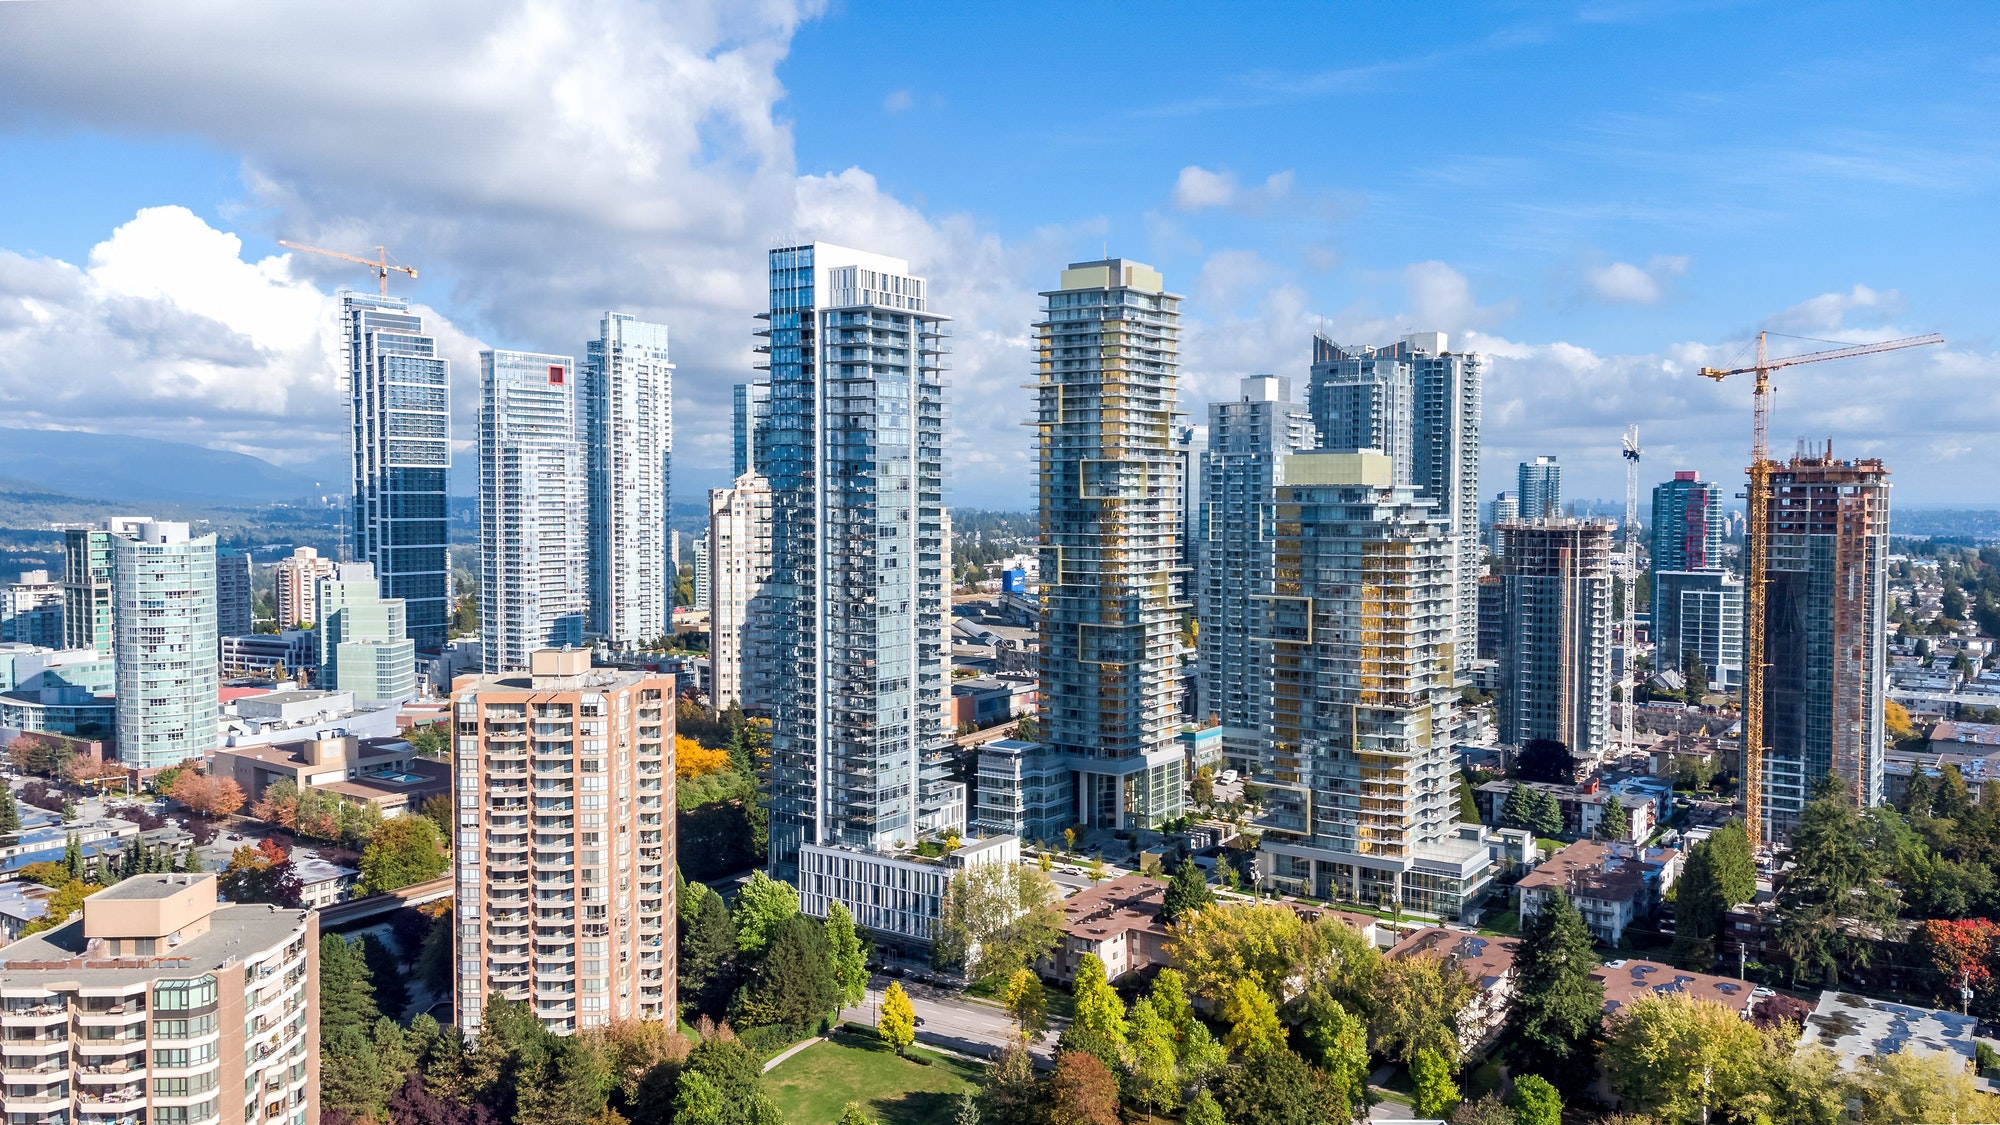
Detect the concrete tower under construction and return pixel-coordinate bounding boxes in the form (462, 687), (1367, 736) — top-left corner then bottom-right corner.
(1759, 447), (1889, 840)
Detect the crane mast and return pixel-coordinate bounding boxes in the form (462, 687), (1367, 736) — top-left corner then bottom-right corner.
(1622, 425), (1641, 760)
(1699, 330), (1943, 845)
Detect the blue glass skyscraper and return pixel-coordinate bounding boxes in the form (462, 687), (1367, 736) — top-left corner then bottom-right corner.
(760, 243), (957, 882)
(344, 292), (450, 652)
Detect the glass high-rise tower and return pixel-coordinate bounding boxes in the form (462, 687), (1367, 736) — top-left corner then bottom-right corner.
(1650, 470), (1735, 688)
(1036, 258), (1187, 830)
(1309, 333), (1481, 674)
(1518, 455), (1562, 520)
(111, 521), (219, 768)
(63, 517), (149, 654)
(584, 313), (674, 649)
(733, 381), (773, 479)
(317, 561), (418, 705)
(479, 349), (587, 672)
(1651, 471), (1724, 573)
(1257, 451), (1492, 918)
(761, 243), (956, 882)
(344, 293), (450, 652)
(1197, 375), (1316, 773)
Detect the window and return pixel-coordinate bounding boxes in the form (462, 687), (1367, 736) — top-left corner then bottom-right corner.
(154, 977), (217, 1011)
(152, 1043), (218, 1069)
(153, 1098), (218, 1124)
(156, 1072), (218, 1097)
(152, 1013), (218, 1040)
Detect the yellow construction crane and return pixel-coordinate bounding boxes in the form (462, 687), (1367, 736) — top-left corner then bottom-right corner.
(1698, 329), (1943, 844)
(277, 240), (418, 296)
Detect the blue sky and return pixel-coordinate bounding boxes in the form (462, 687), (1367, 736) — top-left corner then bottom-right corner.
(0, 1), (1994, 509)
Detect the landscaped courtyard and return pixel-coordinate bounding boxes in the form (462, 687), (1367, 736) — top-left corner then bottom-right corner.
(763, 1032), (987, 1125)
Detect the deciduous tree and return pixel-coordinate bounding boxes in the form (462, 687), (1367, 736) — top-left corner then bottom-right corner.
(1216, 1048), (1335, 1125)
(1916, 917), (2000, 1006)
(1001, 968), (1048, 1040)
(931, 862), (1064, 982)
(731, 870), (799, 955)
(1046, 1051), (1119, 1125)
(167, 770), (245, 817)
(1056, 953), (1127, 1071)
(1450, 1093), (1516, 1125)
(1125, 996), (1182, 1116)
(219, 838), (303, 907)
(1183, 1089), (1226, 1125)
(1507, 1075), (1562, 1125)
(1165, 899), (1308, 1005)
(1856, 1049), (2000, 1125)
(1602, 995), (1773, 1125)
(20, 878), (102, 935)
(825, 901), (869, 1009)
(879, 981), (916, 1055)
(977, 1042), (1043, 1125)
(675, 735), (732, 779)
(1368, 953), (1473, 1064)
(1411, 1048), (1460, 1119)
(1222, 976), (1287, 1058)
(358, 814), (448, 895)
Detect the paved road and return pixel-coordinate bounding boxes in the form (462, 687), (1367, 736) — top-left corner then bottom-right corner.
(840, 973), (1064, 1068)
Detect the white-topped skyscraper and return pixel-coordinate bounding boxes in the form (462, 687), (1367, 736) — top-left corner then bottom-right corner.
(344, 292), (451, 652)
(583, 313), (674, 650)
(111, 520), (219, 768)
(1197, 375), (1316, 773)
(760, 243), (958, 886)
(479, 349), (587, 672)
(1037, 258), (1188, 829)
(1309, 333), (1482, 674)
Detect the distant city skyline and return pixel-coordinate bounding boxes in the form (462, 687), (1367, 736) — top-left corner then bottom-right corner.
(0, 4), (1995, 511)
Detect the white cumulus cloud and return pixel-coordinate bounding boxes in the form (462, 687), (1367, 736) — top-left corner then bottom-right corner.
(1170, 165), (1294, 213)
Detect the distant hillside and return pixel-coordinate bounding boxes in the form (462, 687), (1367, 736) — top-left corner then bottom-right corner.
(0, 428), (321, 505)
(0, 478), (143, 531)
(1892, 508), (2000, 542)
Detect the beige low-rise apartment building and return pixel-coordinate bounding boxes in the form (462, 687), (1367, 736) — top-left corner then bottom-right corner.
(1046, 873), (1170, 984)
(452, 648), (674, 1037)
(0, 873), (318, 1125)
(1515, 839), (1682, 945)
(213, 730), (449, 819)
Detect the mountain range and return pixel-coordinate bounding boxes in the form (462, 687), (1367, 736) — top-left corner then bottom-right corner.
(0, 427), (336, 506)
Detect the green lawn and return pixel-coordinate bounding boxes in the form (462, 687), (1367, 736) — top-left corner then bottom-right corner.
(764, 1032), (986, 1125)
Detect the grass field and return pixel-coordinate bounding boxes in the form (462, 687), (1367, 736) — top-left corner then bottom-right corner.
(763, 1031), (986, 1125)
